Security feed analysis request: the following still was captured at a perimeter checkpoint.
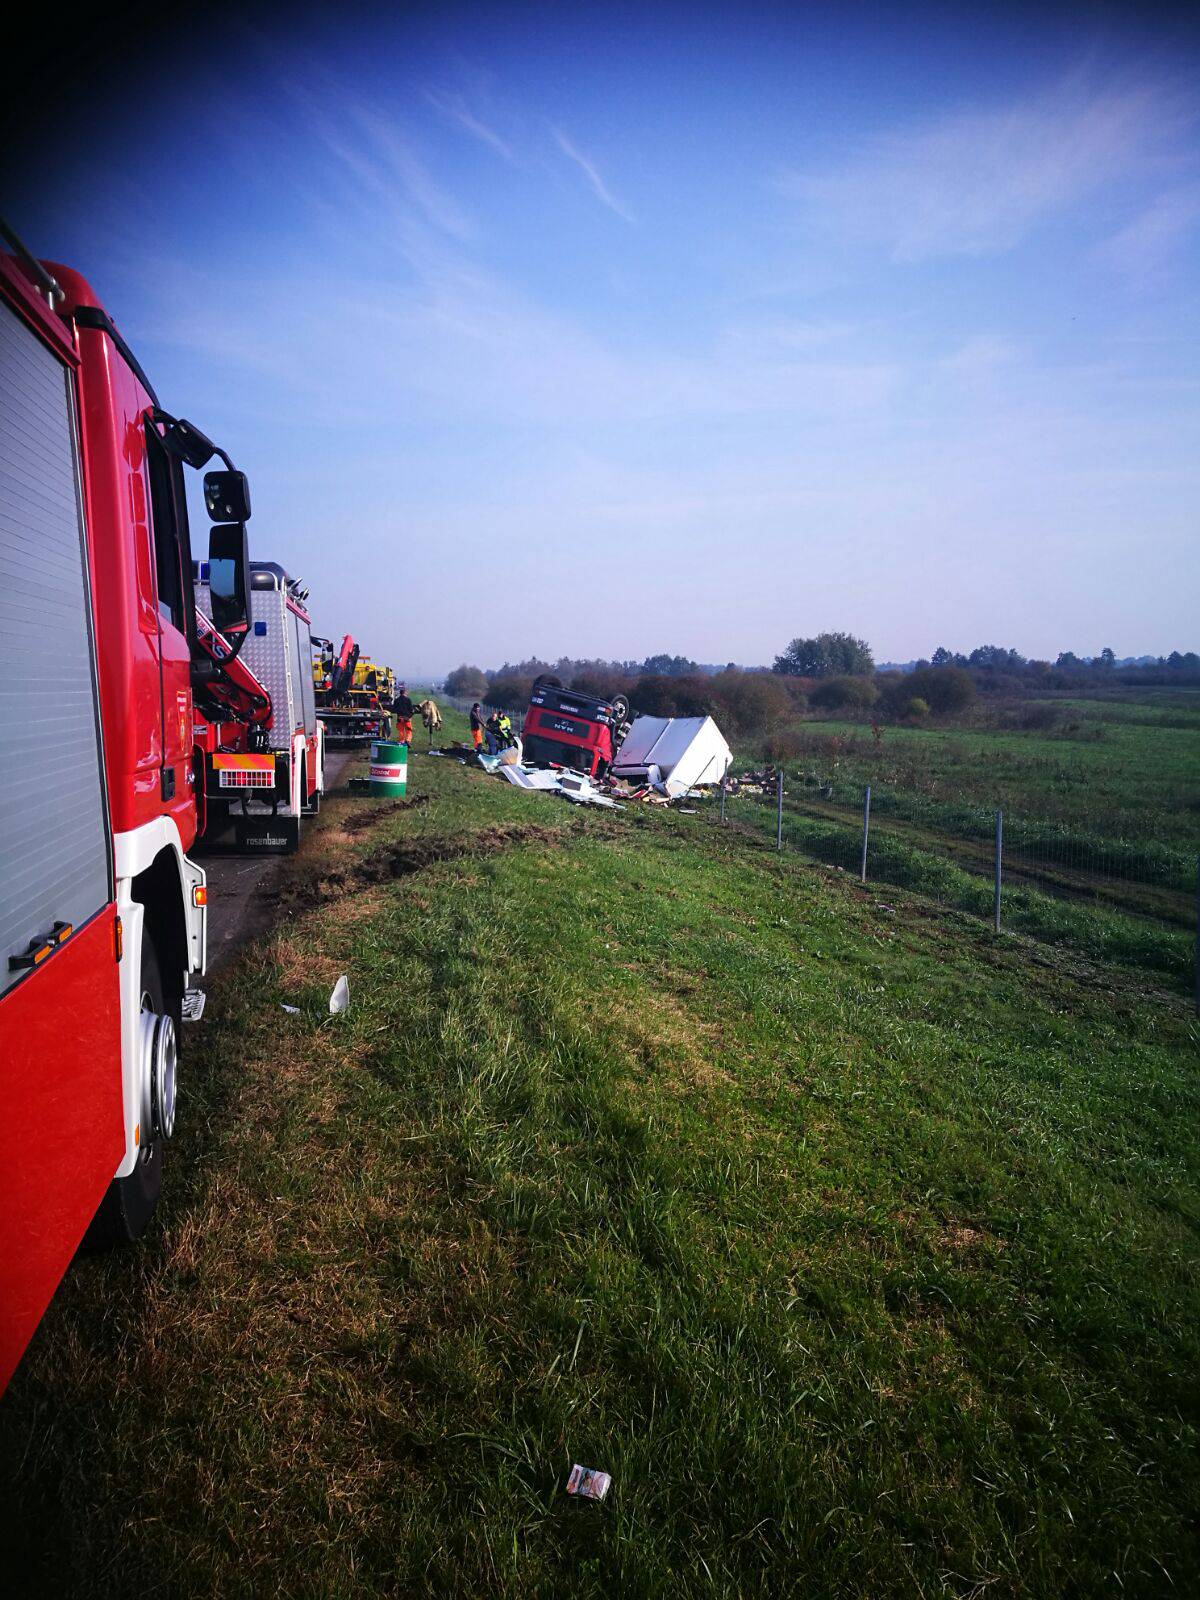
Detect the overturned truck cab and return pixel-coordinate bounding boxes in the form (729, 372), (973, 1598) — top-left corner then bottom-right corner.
(520, 676), (631, 777)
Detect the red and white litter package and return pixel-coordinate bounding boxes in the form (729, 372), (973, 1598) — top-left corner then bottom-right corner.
(566, 1464), (611, 1501)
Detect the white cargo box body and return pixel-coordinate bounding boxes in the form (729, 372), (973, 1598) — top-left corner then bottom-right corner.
(196, 566), (317, 753)
(611, 715), (732, 797)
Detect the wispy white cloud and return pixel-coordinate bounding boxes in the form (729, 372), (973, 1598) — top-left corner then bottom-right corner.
(1096, 184), (1200, 284)
(320, 100), (476, 242)
(782, 76), (1196, 262)
(425, 89), (516, 163)
(551, 126), (635, 222)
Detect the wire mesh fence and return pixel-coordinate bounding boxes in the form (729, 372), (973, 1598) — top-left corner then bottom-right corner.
(707, 768), (1198, 1000)
(437, 691), (525, 730)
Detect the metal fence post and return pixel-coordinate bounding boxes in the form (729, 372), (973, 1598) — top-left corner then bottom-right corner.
(994, 809), (1004, 933)
(776, 769), (784, 851)
(860, 785), (871, 884)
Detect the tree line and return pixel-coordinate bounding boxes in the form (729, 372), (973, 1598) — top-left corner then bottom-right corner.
(441, 630), (1198, 741)
(771, 632), (1200, 688)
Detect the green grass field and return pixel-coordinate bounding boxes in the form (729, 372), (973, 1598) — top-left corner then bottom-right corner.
(776, 690), (1200, 886)
(716, 689), (1200, 982)
(2, 705), (1198, 1597)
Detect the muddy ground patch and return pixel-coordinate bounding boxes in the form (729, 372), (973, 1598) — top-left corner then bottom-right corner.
(312, 822), (560, 900)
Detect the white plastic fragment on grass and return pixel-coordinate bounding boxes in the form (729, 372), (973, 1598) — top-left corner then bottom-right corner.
(566, 1464), (611, 1501)
(557, 773), (622, 808)
(497, 764), (623, 807)
(280, 1003), (300, 1015)
(500, 766), (561, 790)
(329, 975), (350, 1014)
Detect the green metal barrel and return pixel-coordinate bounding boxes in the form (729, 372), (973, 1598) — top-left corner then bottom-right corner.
(369, 740), (408, 797)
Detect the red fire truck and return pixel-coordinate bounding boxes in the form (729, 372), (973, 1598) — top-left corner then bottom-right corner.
(0, 229), (254, 1392)
(520, 676), (631, 777)
(194, 559), (325, 852)
(191, 604), (275, 844)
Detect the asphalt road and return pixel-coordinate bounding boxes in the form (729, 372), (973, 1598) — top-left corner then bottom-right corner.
(202, 748), (357, 973)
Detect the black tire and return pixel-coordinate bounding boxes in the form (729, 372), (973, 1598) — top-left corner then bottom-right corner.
(533, 673), (562, 690)
(610, 694), (630, 722)
(82, 932), (169, 1250)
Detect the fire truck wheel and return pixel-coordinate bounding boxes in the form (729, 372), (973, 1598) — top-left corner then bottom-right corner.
(532, 673), (562, 690)
(610, 694), (630, 722)
(82, 933), (171, 1250)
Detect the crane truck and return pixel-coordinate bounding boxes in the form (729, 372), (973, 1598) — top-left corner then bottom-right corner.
(0, 227), (255, 1393)
(312, 634), (394, 747)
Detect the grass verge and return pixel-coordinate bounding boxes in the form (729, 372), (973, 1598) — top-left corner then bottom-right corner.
(2, 720), (1197, 1597)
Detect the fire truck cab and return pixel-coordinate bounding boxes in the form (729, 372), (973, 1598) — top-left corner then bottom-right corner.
(0, 237), (252, 1391)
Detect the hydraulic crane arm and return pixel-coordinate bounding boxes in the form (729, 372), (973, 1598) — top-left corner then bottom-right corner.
(193, 606), (273, 727)
(331, 634), (359, 700)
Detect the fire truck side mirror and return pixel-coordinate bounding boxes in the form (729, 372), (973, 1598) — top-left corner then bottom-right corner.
(203, 469), (251, 522)
(207, 522), (251, 638)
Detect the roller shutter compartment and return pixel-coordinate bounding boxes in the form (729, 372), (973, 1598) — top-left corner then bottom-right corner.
(0, 299), (111, 996)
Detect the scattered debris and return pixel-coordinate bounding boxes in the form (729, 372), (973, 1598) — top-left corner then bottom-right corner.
(477, 740), (525, 773)
(329, 975), (349, 1014)
(280, 1003), (300, 1015)
(428, 741), (479, 763)
(493, 762), (623, 807)
(500, 766), (563, 792)
(560, 771), (624, 806)
(566, 1464), (611, 1501)
(725, 765), (783, 796)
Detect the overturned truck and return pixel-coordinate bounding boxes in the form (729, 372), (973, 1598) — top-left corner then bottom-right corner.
(519, 675), (631, 777)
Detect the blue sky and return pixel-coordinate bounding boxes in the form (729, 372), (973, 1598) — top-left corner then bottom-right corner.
(8, 1), (1200, 673)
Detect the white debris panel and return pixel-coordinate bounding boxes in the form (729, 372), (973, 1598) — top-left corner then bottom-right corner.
(500, 766), (621, 807)
(610, 715), (733, 798)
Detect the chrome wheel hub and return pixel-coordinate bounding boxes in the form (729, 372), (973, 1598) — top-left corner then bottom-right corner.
(139, 1004), (177, 1142)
